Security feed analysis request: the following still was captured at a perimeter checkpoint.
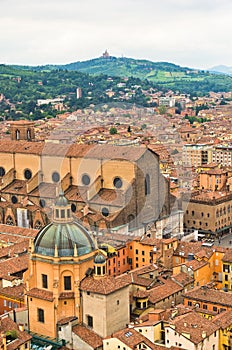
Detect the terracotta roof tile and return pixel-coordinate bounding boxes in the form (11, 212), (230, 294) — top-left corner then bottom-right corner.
(118, 265), (159, 288)
(0, 315), (31, 350)
(27, 288), (54, 302)
(168, 311), (218, 344)
(0, 284), (25, 301)
(0, 140), (148, 162)
(174, 241), (206, 258)
(212, 309), (232, 328)
(80, 275), (130, 295)
(59, 292), (74, 299)
(171, 272), (194, 287)
(148, 277), (183, 304)
(109, 327), (160, 349)
(73, 325), (103, 349)
(184, 286), (232, 307)
(222, 249), (232, 263)
(0, 254), (29, 278)
(90, 189), (124, 207)
(183, 259), (208, 271)
(0, 241), (29, 259)
(57, 316), (77, 325)
(0, 224), (38, 241)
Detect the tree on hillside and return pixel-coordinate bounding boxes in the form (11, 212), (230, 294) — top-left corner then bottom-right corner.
(110, 126), (117, 135)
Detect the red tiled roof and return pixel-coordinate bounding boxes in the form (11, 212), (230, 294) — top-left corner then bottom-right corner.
(171, 272), (194, 287)
(27, 288), (53, 302)
(0, 315), (31, 350)
(109, 327), (160, 349)
(222, 249), (232, 263)
(80, 275), (130, 295)
(73, 325), (103, 349)
(167, 311), (218, 344)
(148, 277), (183, 304)
(0, 284), (25, 300)
(0, 140), (148, 162)
(57, 316), (77, 325)
(184, 286), (232, 307)
(0, 254), (29, 278)
(212, 309), (232, 328)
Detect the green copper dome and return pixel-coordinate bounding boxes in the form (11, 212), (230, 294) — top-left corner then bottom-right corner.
(34, 220), (95, 257)
(34, 192), (95, 257)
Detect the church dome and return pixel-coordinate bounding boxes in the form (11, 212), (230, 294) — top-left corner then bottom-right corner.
(34, 192), (95, 257)
(94, 253), (106, 264)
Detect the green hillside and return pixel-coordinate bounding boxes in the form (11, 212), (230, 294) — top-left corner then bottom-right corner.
(1, 55), (232, 121)
(18, 56), (232, 95)
(61, 56), (232, 94)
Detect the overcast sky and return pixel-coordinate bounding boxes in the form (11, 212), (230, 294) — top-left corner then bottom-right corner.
(1, 0), (232, 69)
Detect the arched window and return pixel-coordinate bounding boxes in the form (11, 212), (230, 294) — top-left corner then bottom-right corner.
(27, 129), (31, 140)
(71, 203), (76, 212)
(16, 129), (20, 140)
(145, 174), (150, 195)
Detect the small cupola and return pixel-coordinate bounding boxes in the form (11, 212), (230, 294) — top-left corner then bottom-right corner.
(53, 190), (72, 223)
(94, 252), (107, 278)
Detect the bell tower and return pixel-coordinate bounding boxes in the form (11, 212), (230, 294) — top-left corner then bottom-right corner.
(10, 120), (35, 141)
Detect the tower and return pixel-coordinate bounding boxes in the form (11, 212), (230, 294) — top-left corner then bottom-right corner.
(10, 120), (35, 141)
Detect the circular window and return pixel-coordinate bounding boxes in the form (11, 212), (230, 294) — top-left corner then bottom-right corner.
(82, 174), (90, 186)
(71, 203), (76, 212)
(11, 196), (18, 204)
(39, 199), (46, 208)
(113, 177), (123, 189)
(0, 167), (5, 177)
(102, 207), (109, 217)
(52, 171), (60, 183)
(24, 169), (32, 180)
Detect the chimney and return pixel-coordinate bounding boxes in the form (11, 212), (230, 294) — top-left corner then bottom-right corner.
(202, 331), (207, 338)
(18, 324), (24, 332)
(148, 310), (165, 322)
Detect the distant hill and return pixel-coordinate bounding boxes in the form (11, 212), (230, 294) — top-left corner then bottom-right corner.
(58, 56), (191, 78)
(16, 56), (232, 95)
(24, 56), (197, 82)
(210, 65), (232, 75)
(1, 55), (232, 121)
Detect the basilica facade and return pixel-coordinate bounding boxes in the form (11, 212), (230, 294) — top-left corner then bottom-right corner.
(0, 121), (172, 235)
